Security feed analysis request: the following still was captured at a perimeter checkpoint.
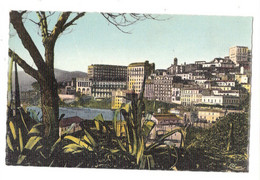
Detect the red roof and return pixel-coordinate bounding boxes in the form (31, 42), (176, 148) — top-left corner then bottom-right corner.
(59, 116), (84, 127)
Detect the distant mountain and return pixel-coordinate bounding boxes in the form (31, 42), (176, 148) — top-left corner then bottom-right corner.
(11, 69), (87, 91)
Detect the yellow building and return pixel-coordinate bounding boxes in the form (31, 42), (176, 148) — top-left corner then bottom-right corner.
(198, 109), (225, 123)
(241, 83), (251, 93)
(127, 61), (155, 95)
(111, 89), (126, 109)
(235, 74), (249, 84)
(180, 88), (202, 106)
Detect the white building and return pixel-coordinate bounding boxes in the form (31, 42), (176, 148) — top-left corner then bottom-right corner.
(76, 77), (92, 96)
(212, 89), (240, 97)
(215, 80), (235, 87)
(176, 73), (193, 80)
(229, 46), (251, 65)
(202, 95), (224, 106)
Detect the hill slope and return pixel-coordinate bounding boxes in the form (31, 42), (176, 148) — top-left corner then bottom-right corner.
(11, 69), (87, 91)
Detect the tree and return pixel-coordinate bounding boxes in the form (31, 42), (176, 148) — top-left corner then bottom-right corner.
(9, 11), (158, 140)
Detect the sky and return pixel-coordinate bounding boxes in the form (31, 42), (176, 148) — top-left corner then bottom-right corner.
(9, 12), (253, 72)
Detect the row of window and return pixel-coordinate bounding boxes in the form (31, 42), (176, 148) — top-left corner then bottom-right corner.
(77, 82), (91, 87)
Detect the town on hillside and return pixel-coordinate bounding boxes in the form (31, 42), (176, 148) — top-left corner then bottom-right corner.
(21, 46), (251, 142)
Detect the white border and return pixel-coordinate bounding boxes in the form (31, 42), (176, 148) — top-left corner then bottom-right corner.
(0, 0), (259, 180)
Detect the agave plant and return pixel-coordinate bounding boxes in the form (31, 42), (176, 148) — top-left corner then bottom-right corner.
(50, 73), (187, 169)
(51, 92), (187, 169)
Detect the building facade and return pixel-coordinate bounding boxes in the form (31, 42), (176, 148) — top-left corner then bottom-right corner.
(198, 109), (225, 123)
(91, 81), (127, 99)
(229, 46), (251, 65)
(202, 95), (224, 106)
(154, 74), (174, 103)
(88, 64), (127, 81)
(76, 77), (92, 96)
(127, 61), (155, 95)
(180, 88), (202, 106)
(111, 89), (127, 109)
(171, 83), (183, 104)
(144, 79), (155, 100)
(87, 64), (128, 99)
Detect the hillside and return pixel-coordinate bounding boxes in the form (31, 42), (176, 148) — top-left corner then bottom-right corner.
(11, 69), (87, 91)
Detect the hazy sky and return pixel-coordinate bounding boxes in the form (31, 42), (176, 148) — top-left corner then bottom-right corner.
(9, 12), (253, 72)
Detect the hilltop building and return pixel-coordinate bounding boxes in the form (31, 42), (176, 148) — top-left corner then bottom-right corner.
(229, 46), (251, 65)
(167, 57), (185, 75)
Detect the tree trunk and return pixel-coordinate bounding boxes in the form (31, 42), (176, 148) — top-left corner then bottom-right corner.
(40, 75), (59, 139)
(40, 38), (59, 139)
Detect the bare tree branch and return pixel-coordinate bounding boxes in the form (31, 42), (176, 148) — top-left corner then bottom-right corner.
(62, 12), (85, 31)
(8, 49), (39, 81)
(50, 12), (71, 41)
(45, 12), (55, 18)
(29, 18), (40, 25)
(101, 13), (163, 34)
(10, 11), (46, 74)
(101, 13), (131, 34)
(36, 11), (49, 41)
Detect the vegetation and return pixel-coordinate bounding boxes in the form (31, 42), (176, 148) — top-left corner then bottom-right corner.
(177, 112), (249, 171)
(7, 73), (184, 169)
(59, 94), (111, 109)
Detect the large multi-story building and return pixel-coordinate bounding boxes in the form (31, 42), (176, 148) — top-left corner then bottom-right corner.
(144, 78), (155, 101)
(87, 64), (128, 99)
(91, 81), (127, 99)
(229, 46), (251, 65)
(154, 74), (174, 103)
(127, 61), (155, 95)
(88, 64), (127, 81)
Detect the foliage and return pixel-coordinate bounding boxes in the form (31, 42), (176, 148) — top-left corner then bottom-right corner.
(52, 77), (185, 169)
(59, 95), (111, 109)
(6, 108), (41, 165)
(50, 106), (183, 169)
(177, 112), (249, 172)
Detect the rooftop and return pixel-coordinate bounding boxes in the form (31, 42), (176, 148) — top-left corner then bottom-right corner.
(198, 109), (225, 113)
(59, 116), (84, 127)
(128, 62), (146, 67)
(90, 64), (127, 68)
(153, 114), (182, 122)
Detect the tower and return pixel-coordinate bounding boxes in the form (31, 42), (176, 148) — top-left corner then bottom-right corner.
(174, 57), (178, 66)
